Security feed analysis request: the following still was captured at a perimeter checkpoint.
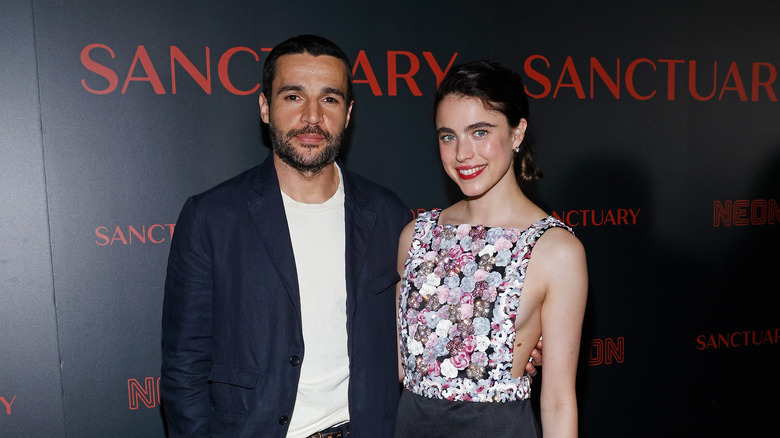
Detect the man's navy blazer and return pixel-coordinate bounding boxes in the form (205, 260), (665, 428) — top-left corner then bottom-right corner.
(161, 156), (411, 437)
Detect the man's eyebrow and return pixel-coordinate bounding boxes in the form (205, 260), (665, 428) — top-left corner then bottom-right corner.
(275, 85), (346, 100)
(322, 86), (346, 99)
(276, 84), (303, 95)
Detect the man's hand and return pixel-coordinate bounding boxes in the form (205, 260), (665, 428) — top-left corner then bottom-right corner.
(525, 337), (543, 378)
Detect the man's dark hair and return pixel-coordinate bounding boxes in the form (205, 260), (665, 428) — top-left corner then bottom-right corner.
(262, 34), (354, 103)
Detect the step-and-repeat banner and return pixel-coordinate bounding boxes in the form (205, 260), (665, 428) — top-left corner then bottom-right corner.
(2, 1), (778, 436)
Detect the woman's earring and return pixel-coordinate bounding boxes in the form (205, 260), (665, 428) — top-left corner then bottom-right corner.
(513, 146), (520, 153)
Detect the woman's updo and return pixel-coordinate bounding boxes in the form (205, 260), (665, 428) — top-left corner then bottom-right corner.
(435, 60), (543, 186)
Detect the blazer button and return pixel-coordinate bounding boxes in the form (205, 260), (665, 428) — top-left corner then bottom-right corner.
(289, 355), (301, 366)
(279, 415), (289, 425)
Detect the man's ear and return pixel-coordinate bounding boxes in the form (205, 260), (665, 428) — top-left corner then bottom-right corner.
(344, 100), (354, 129)
(259, 93), (270, 124)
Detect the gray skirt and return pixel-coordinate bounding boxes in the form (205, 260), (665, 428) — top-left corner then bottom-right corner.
(394, 389), (541, 437)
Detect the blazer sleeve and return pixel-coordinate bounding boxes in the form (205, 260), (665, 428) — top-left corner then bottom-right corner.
(161, 197), (213, 437)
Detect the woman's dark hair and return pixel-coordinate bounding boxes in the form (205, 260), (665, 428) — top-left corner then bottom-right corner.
(262, 34), (353, 104)
(435, 60), (542, 186)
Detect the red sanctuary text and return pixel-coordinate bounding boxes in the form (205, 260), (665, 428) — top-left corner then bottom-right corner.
(80, 44), (458, 97)
(80, 46), (778, 101)
(1, 395), (15, 415)
(95, 224), (175, 246)
(696, 329), (779, 350)
(523, 55), (778, 102)
(713, 199), (779, 226)
(552, 208), (639, 227)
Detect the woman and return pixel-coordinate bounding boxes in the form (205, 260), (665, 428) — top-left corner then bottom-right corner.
(395, 60), (587, 437)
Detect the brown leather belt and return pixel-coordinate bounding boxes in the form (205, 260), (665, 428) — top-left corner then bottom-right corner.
(307, 422), (350, 438)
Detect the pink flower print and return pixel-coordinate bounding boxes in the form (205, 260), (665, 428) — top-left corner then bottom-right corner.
(437, 305), (450, 321)
(427, 360), (441, 377)
(451, 351), (470, 370)
(459, 294), (474, 319)
(461, 335), (477, 354)
(494, 236), (512, 251)
(416, 310), (428, 325)
(425, 333), (439, 349)
(435, 285), (449, 304)
(458, 252), (475, 267)
(456, 224), (471, 239)
(474, 269), (488, 282)
(460, 303), (473, 319)
(484, 287), (498, 303)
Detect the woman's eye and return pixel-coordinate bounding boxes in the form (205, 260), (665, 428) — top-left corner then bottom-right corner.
(440, 134), (455, 143)
(474, 130), (487, 138)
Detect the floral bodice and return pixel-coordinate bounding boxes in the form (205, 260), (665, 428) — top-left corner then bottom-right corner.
(398, 209), (572, 402)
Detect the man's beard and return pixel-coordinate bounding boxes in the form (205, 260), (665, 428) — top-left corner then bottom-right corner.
(270, 123), (343, 174)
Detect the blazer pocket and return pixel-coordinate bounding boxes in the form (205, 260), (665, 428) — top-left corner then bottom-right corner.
(208, 362), (261, 416)
(369, 267), (401, 295)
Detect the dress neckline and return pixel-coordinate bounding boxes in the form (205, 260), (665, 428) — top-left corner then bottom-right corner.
(429, 208), (553, 235)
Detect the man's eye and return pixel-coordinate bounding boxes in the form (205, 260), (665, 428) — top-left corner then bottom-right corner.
(323, 96), (339, 103)
(284, 95), (300, 101)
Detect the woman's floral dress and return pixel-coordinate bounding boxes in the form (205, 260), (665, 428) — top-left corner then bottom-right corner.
(398, 209), (572, 407)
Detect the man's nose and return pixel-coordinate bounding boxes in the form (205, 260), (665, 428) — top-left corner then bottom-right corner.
(301, 100), (323, 124)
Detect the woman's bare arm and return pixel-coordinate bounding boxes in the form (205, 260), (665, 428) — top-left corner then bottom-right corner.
(535, 229), (588, 438)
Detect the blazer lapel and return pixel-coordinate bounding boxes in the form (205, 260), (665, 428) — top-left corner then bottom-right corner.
(247, 157), (301, 319)
(343, 167), (377, 334)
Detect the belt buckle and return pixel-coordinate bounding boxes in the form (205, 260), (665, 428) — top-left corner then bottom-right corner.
(312, 432), (342, 438)
(309, 424), (348, 438)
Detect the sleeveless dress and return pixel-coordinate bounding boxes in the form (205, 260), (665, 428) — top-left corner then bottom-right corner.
(395, 210), (573, 437)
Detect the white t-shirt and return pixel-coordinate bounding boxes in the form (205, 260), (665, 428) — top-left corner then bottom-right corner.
(281, 166), (349, 437)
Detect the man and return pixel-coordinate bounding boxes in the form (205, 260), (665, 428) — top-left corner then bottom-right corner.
(161, 34), (542, 438)
(161, 35), (409, 437)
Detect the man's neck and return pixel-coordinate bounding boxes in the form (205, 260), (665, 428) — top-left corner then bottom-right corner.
(274, 155), (340, 204)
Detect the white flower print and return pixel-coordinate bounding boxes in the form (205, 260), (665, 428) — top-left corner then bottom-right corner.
(440, 359), (458, 378)
(435, 319), (452, 337)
